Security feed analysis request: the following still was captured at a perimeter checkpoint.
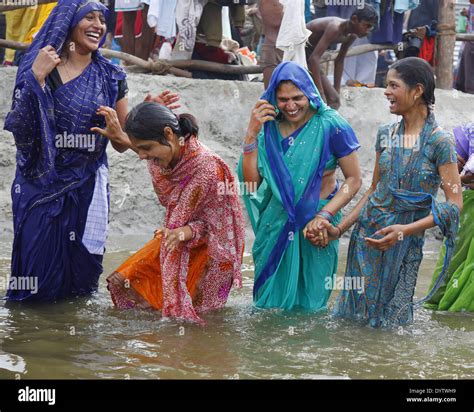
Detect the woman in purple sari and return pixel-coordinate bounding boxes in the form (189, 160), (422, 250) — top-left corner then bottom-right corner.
(4, 0), (146, 302)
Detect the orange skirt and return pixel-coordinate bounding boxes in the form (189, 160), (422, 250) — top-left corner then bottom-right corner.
(107, 234), (209, 310)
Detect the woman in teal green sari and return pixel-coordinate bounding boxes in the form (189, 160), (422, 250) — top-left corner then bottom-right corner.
(237, 61), (362, 311)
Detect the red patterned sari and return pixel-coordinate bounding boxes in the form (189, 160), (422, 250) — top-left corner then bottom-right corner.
(107, 136), (245, 323)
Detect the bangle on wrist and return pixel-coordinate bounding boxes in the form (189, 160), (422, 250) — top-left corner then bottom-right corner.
(316, 209), (334, 221)
(243, 139), (258, 154)
(335, 224), (343, 238)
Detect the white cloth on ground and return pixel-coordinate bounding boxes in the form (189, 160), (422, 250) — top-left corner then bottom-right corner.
(276, 0), (311, 69)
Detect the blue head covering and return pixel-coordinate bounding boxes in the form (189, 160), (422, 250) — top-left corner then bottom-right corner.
(251, 61), (359, 297)
(16, 0), (118, 90)
(261, 61), (322, 113)
(6, 0), (125, 186)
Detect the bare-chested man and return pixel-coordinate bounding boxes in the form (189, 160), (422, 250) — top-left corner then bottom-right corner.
(258, 0), (284, 88)
(306, 5), (377, 109)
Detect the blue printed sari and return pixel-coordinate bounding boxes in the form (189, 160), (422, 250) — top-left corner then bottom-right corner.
(237, 62), (359, 311)
(333, 113), (460, 327)
(4, 0), (126, 302)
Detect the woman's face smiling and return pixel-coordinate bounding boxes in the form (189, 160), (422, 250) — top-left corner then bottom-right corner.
(384, 69), (421, 116)
(130, 127), (181, 169)
(276, 82), (311, 125)
(70, 11), (106, 53)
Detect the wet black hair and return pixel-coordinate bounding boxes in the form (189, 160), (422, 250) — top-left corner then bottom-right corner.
(351, 5), (378, 24)
(389, 57), (436, 111)
(124, 102), (198, 146)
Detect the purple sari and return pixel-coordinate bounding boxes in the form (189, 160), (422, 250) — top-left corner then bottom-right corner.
(4, 0), (126, 302)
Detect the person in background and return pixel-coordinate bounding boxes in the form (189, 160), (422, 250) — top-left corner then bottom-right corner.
(258, 0), (284, 88)
(114, 0), (155, 60)
(103, 0), (116, 49)
(455, 0), (474, 94)
(3, 3), (57, 65)
(424, 122), (474, 312)
(306, 5), (377, 109)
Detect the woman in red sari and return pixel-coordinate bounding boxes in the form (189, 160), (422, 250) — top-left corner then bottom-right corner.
(100, 102), (245, 323)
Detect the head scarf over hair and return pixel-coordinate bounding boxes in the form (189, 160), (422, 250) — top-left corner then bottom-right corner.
(6, 0), (125, 186)
(262, 61), (322, 112)
(16, 0), (122, 91)
(249, 61), (359, 298)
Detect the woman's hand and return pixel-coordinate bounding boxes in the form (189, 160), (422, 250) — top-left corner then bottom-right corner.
(303, 216), (331, 247)
(365, 224), (406, 251)
(246, 99), (277, 140)
(31, 45), (61, 86)
(319, 219), (341, 241)
(145, 90), (181, 110)
(162, 228), (187, 252)
(91, 106), (128, 144)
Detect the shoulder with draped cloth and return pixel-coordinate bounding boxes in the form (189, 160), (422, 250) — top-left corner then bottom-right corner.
(4, 0), (126, 302)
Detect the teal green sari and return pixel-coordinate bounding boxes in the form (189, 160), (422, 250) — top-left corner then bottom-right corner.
(237, 62), (359, 311)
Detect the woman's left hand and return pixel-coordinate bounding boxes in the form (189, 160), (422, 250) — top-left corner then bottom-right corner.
(303, 216), (329, 248)
(145, 90), (181, 110)
(91, 106), (127, 144)
(163, 228), (186, 252)
(365, 224), (407, 251)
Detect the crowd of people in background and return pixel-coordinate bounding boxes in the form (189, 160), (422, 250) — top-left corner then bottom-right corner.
(0, 0), (473, 93)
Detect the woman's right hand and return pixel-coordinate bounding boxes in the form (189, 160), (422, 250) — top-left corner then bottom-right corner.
(324, 220), (341, 241)
(145, 90), (181, 110)
(91, 106), (128, 145)
(246, 99), (277, 140)
(313, 219), (341, 243)
(31, 45), (61, 86)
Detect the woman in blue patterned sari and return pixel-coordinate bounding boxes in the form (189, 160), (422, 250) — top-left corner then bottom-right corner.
(320, 57), (463, 328)
(238, 61), (362, 311)
(3, 0), (164, 302)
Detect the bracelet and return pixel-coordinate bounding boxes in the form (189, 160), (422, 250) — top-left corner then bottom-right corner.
(335, 224), (343, 238)
(317, 209), (334, 221)
(243, 140), (258, 154)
